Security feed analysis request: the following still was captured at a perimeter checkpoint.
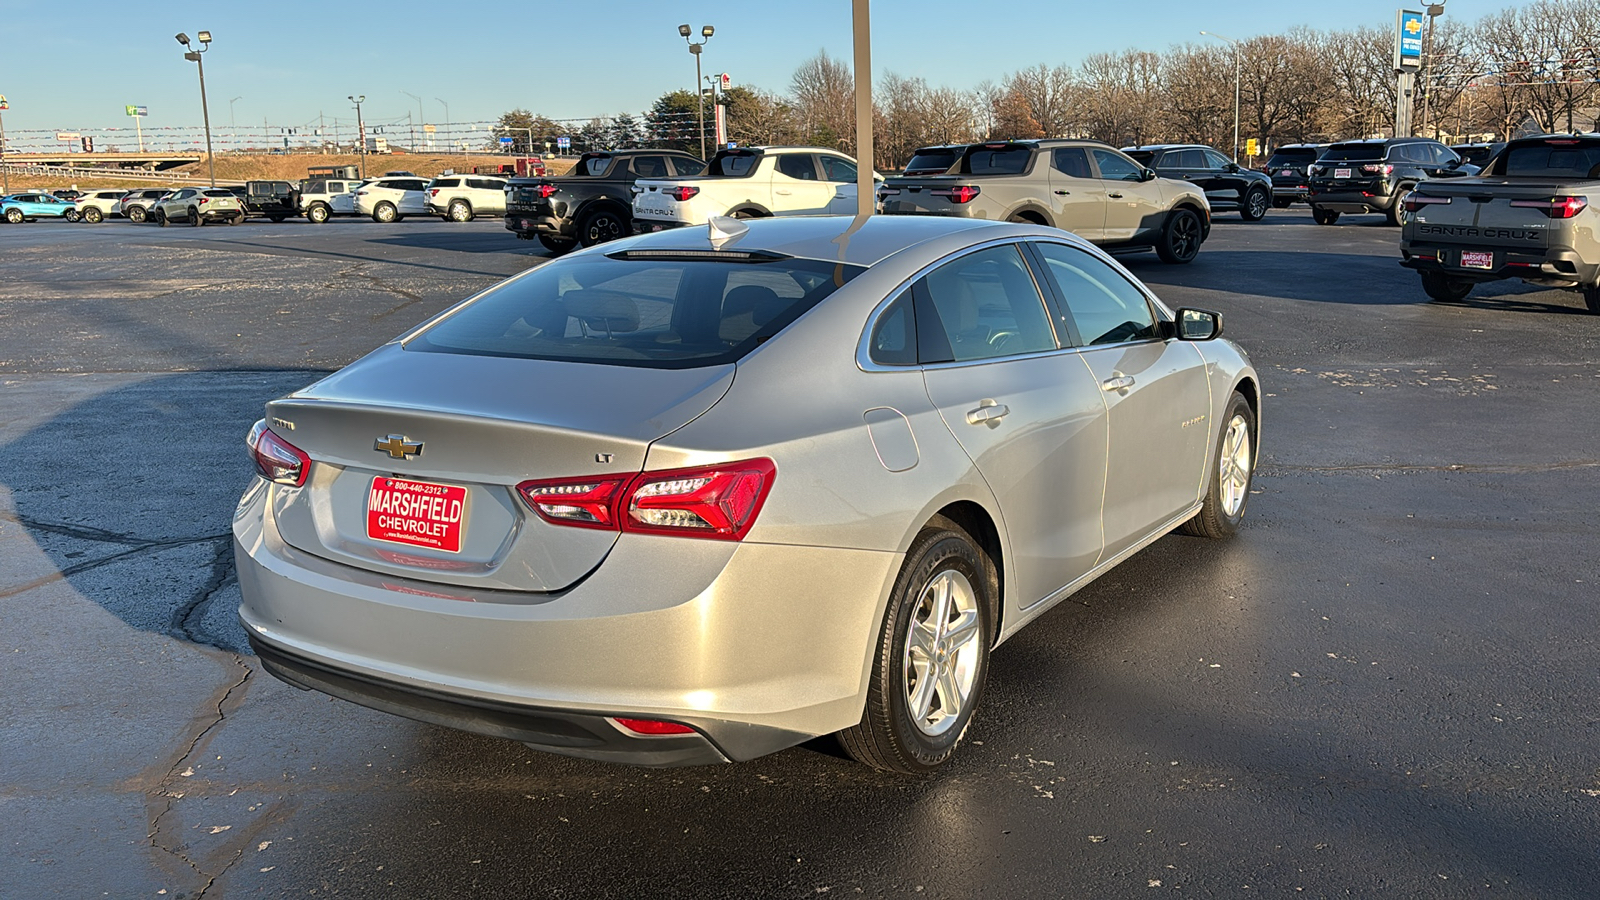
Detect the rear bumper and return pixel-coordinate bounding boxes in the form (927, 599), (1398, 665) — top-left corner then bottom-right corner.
(504, 211), (567, 236)
(1399, 243), (1597, 286)
(1270, 180), (1310, 202)
(1309, 186), (1396, 213)
(632, 216), (692, 234)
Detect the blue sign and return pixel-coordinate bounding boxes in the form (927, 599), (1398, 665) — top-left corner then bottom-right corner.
(556, 135), (571, 149)
(1396, 9), (1424, 68)
(498, 136), (514, 145)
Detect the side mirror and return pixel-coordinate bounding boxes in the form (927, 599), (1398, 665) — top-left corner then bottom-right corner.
(1174, 308), (1223, 341)
(1225, 162), (1240, 173)
(1141, 168), (1157, 182)
(1445, 158), (1462, 169)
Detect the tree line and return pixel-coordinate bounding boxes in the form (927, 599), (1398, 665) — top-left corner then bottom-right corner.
(495, 0), (1600, 166)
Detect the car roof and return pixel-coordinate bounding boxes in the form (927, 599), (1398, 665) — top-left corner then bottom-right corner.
(611, 214), (1062, 268)
(1125, 143), (1211, 151)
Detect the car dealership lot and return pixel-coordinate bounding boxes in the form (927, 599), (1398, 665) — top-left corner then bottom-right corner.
(2, 213), (1598, 897)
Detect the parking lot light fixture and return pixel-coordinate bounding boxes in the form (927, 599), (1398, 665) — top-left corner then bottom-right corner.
(176, 30), (217, 187)
(435, 98), (451, 155)
(679, 24), (715, 159)
(1201, 31), (1242, 162)
(349, 95), (367, 179)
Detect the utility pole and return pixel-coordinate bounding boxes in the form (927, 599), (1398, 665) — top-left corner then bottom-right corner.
(1419, 2), (1447, 137)
(349, 95), (367, 178)
(402, 91), (424, 152)
(0, 95), (10, 194)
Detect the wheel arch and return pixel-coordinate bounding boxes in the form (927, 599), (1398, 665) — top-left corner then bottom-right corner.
(1003, 203), (1054, 227)
(1229, 375), (1262, 454)
(1172, 200), (1211, 239)
(727, 202), (773, 218)
(927, 501), (1005, 648)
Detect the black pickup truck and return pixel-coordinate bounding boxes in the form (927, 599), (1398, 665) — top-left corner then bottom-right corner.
(237, 180), (301, 222)
(505, 149), (705, 254)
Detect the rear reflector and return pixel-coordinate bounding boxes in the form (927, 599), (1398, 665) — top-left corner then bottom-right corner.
(610, 718), (696, 736)
(247, 420), (309, 487)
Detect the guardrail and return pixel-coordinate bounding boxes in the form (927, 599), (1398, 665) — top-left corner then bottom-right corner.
(0, 163), (242, 186)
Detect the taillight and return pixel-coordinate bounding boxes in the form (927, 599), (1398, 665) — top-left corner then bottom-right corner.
(534, 183), (558, 199)
(428, 188), (439, 197)
(610, 717), (696, 736)
(666, 185), (700, 202)
(1360, 163), (1394, 175)
(1510, 196), (1588, 219)
(931, 185), (981, 204)
(1308, 165), (1323, 176)
(1404, 194), (1452, 212)
(198, 198), (208, 205)
(517, 458), (776, 541)
(247, 420), (309, 487)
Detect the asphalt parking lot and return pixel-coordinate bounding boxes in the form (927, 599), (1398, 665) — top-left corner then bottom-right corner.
(2, 211), (1597, 898)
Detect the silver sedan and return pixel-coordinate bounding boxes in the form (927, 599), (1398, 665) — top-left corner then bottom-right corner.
(236, 214), (1260, 773)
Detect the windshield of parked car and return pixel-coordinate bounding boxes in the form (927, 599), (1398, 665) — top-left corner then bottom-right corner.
(408, 256), (864, 368)
(1267, 149), (1319, 165)
(903, 148), (961, 176)
(1321, 144), (1385, 162)
(1498, 141), (1600, 178)
(708, 152), (761, 177)
(962, 144), (1032, 175)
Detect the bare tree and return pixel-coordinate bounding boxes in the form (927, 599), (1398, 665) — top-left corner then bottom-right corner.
(1005, 64), (1077, 137)
(791, 51), (855, 152)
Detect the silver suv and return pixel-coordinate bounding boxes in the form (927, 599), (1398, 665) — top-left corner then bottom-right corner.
(425, 175), (508, 222)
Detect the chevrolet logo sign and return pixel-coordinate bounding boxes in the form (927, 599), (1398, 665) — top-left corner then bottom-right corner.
(1405, 18), (1422, 33)
(375, 434), (423, 459)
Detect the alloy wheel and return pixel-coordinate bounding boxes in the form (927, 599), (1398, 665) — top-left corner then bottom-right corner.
(1219, 413), (1253, 517)
(902, 568), (983, 737)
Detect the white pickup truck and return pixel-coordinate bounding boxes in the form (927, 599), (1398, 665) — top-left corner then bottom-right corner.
(631, 146), (876, 231)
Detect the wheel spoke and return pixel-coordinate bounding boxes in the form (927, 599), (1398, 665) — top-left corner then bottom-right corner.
(944, 610), (980, 653)
(929, 575), (954, 641)
(909, 619), (939, 660)
(936, 663), (966, 720)
(907, 658), (937, 722)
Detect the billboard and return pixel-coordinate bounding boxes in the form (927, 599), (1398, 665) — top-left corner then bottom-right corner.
(1394, 9), (1424, 70)
(125, 105), (148, 117)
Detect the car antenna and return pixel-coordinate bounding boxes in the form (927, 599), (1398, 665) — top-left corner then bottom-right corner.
(707, 215), (747, 249)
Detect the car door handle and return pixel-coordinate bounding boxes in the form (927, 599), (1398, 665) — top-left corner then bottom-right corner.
(965, 400), (1010, 425)
(775, 188), (793, 195)
(1054, 190), (1070, 195)
(1101, 375), (1136, 392)
(1108, 192), (1124, 199)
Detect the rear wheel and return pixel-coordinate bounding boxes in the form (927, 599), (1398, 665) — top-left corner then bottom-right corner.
(447, 199), (473, 222)
(127, 206), (147, 224)
(1386, 187), (1413, 226)
(1180, 392), (1256, 539)
(306, 203), (330, 224)
(1240, 187), (1269, 221)
(1584, 286), (1600, 315)
(372, 202), (397, 223)
(188, 207), (203, 226)
(838, 523), (994, 774)
(1421, 271), (1473, 303)
(268, 215), (286, 223)
(577, 208), (627, 247)
(83, 206), (104, 224)
(537, 234), (578, 255)
(2, 208), (21, 224)
(1312, 206), (1340, 226)
(1155, 208), (1203, 264)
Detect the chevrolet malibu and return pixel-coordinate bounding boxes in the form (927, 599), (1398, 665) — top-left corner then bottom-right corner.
(236, 215), (1261, 774)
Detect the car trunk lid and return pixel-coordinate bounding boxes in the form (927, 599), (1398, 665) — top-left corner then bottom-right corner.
(1408, 178), (1575, 251)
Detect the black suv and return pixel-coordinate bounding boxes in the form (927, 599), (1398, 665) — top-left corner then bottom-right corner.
(1307, 137), (1474, 226)
(505, 149), (706, 253)
(1123, 144), (1275, 221)
(1262, 144), (1327, 207)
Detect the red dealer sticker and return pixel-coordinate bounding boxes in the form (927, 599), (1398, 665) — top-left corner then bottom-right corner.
(366, 476), (466, 553)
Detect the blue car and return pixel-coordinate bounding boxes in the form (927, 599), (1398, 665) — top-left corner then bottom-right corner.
(1, 192), (82, 223)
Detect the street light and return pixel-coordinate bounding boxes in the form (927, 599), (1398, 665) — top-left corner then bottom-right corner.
(348, 95), (366, 178)
(435, 98), (450, 155)
(176, 30), (217, 187)
(401, 91), (424, 152)
(229, 96), (242, 129)
(678, 23), (714, 159)
(1419, 1), (1447, 138)
(1200, 31), (1241, 162)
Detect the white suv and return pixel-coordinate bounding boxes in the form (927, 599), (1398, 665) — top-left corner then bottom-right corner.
(353, 176), (430, 222)
(425, 175), (508, 222)
(632, 146), (876, 231)
(76, 190), (133, 224)
(299, 178), (360, 224)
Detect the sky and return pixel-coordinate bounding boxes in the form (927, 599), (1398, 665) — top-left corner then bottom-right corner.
(0, 0), (1518, 135)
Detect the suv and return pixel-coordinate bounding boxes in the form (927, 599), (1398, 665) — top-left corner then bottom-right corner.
(1307, 137), (1474, 225)
(298, 178), (360, 224)
(424, 175), (508, 222)
(354, 175), (430, 222)
(239, 181), (300, 222)
(75, 189), (133, 224)
(880, 140), (1212, 263)
(631, 146), (872, 231)
(1450, 142), (1506, 168)
(117, 188), (171, 224)
(1400, 134), (1600, 313)
(150, 187), (246, 226)
(506, 149), (707, 253)
(1123, 144), (1273, 220)
(1262, 144), (1328, 207)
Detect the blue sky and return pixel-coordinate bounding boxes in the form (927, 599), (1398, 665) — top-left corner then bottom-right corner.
(0, 0), (1514, 133)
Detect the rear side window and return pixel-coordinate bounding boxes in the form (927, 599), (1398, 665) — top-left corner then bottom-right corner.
(913, 245), (1057, 363)
(963, 145), (1033, 175)
(409, 256), (863, 368)
(432, 178), (461, 188)
(869, 294), (917, 366)
(579, 155), (613, 176)
(1322, 143), (1385, 162)
(709, 152), (761, 177)
(629, 156), (669, 178)
(903, 148), (960, 176)
(777, 154), (818, 180)
(671, 157), (707, 177)
(1052, 148), (1092, 178)
(1501, 142), (1600, 178)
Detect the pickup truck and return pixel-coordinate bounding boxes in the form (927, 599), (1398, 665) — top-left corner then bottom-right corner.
(630, 146), (871, 233)
(879, 140), (1213, 264)
(505, 149), (707, 253)
(239, 180), (300, 222)
(1399, 133), (1600, 313)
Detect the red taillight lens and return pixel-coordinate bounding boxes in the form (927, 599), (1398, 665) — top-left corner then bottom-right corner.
(1360, 163), (1395, 175)
(534, 183), (558, 199)
(1510, 196), (1588, 219)
(429, 188), (439, 197)
(247, 420), (309, 487)
(1404, 194), (1452, 212)
(198, 197), (208, 205)
(610, 718), (696, 736)
(517, 475), (630, 529)
(931, 185), (981, 204)
(666, 185), (700, 202)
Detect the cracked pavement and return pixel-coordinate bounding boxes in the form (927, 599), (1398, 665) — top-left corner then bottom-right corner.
(1, 215), (1598, 898)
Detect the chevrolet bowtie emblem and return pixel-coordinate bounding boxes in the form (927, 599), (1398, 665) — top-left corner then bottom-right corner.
(375, 434), (423, 460)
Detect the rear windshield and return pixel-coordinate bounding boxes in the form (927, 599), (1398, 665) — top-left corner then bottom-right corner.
(202, 190), (235, 198)
(1321, 144), (1385, 161)
(1122, 150), (1156, 165)
(430, 178), (460, 188)
(408, 256), (864, 368)
(1267, 148), (1319, 164)
(577, 154), (613, 176)
(1500, 141), (1600, 178)
(903, 148), (961, 176)
(708, 152), (761, 177)
(962, 144), (1033, 175)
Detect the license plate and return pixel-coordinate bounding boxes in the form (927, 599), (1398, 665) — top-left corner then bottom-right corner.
(366, 476), (466, 553)
(1334, 168), (1352, 178)
(1280, 170), (1293, 176)
(1459, 250), (1493, 270)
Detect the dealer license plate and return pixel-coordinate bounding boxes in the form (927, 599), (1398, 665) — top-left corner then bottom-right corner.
(1334, 168), (1352, 179)
(1280, 170), (1293, 176)
(366, 476), (466, 553)
(1459, 250), (1493, 269)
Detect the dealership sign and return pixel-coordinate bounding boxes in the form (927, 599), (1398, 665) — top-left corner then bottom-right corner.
(125, 105), (148, 117)
(1394, 9), (1424, 69)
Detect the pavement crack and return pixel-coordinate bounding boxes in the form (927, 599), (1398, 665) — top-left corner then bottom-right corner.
(176, 538), (239, 649)
(0, 526), (232, 601)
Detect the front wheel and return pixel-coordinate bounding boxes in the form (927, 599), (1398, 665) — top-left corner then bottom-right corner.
(1181, 392), (1256, 539)
(127, 206), (147, 224)
(83, 207), (104, 224)
(1312, 206), (1340, 226)
(838, 524), (993, 774)
(1240, 187), (1270, 221)
(1420, 271), (1473, 302)
(64, 209), (82, 223)
(537, 234), (578, 255)
(372, 202), (397, 223)
(1155, 208), (1203, 264)
(155, 209), (168, 227)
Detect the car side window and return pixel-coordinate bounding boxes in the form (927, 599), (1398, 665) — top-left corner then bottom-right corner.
(1052, 148), (1092, 178)
(630, 156), (669, 178)
(1202, 149), (1233, 169)
(1091, 149), (1143, 182)
(912, 245), (1058, 364)
(868, 293), (917, 366)
(776, 154), (818, 181)
(671, 157), (708, 177)
(820, 156), (857, 182)
(1031, 242), (1160, 346)
(1170, 149), (1204, 169)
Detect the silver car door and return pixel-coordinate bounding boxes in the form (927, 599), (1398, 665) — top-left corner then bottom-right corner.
(916, 243), (1109, 608)
(1031, 241), (1211, 559)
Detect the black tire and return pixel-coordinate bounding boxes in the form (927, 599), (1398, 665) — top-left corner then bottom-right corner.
(576, 207), (628, 247)
(1180, 392), (1256, 539)
(1386, 187), (1412, 226)
(447, 199), (473, 223)
(1240, 187), (1270, 221)
(306, 203), (330, 224)
(2, 208), (19, 224)
(64, 209), (82, 223)
(83, 206), (104, 224)
(127, 206), (147, 224)
(1420, 271), (1473, 303)
(537, 233), (578, 255)
(155, 208), (168, 227)
(838, 523), (994, 774)
(731, 208), (764, 220)
(1312, 206), (1340, 226)
(1584, 286), (1600, 315)
(188, 207), (202, 226)
(268, 215), (286, 223)
(372, 202), (397, 223)
(1155, 208), (1203, 264)
(229, 213), (243, 226)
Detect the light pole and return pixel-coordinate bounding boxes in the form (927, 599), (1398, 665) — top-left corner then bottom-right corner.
(401, 91), (424, 152)
(678, 24), (714, 159)
(435, 98), (450, 154)
(0, 95), (10, 195)
(229, 96), (242, 129)
(175, 31), (217, 187)
(348, 95), (366, 178)
(1200, 31), (1241, 161)
(1419, 2), (1447, 138)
